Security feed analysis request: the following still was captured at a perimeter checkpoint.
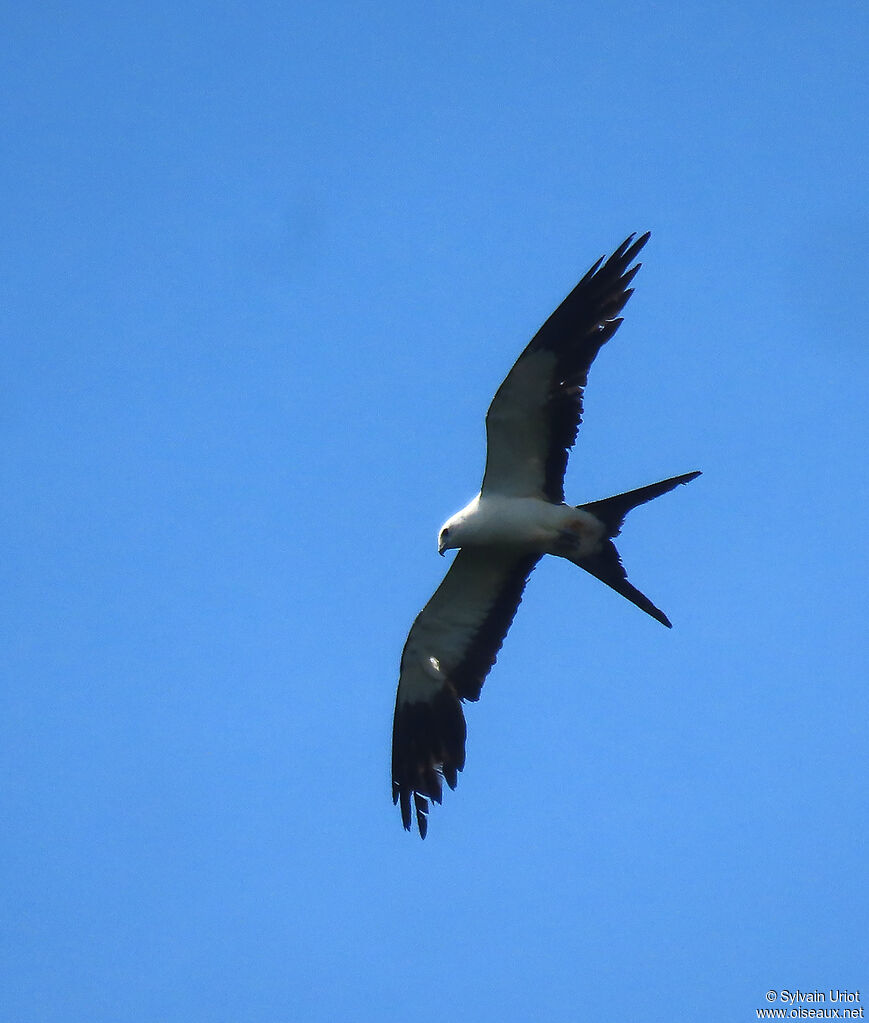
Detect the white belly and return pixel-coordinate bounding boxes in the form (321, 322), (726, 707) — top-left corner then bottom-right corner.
(453, 494), (605, 557)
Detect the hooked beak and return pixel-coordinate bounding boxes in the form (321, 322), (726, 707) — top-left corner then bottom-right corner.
(438, 543), (446, 557)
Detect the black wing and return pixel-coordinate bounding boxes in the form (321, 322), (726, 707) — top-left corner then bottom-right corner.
(392, 548), (540, 837)
(481, 232), (650, 503)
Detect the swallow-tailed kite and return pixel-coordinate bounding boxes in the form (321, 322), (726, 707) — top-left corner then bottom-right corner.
(391, 232), (700, 837)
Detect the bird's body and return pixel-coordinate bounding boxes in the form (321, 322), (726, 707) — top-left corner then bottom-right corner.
(391, 232), (700, 837)
(440, 494), (605, 559)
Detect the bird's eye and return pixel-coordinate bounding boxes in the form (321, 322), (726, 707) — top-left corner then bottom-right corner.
(442, 528), (450, 538)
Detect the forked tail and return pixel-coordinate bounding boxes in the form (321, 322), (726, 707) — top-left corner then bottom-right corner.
(574, 470), (701, 628)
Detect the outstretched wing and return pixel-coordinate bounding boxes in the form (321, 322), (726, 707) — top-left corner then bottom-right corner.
(481, 232), (650, 503)
(392, 548), (540, 837)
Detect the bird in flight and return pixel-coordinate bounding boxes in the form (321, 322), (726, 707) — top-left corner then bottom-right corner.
(391, 232), (700, 837)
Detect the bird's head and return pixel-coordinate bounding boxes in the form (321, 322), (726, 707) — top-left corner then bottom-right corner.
(437, 517), (460, 556)
(437, 496), (479, 555)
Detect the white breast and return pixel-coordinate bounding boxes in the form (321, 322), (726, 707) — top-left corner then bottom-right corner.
(451, 494), (601, 552)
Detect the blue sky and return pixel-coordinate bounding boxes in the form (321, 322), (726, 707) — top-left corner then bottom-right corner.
(3, 2), (867, 1020)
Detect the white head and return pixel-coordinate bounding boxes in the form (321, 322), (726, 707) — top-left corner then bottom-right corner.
(437, 514), (461, 556)
(436, 495), (479, 555)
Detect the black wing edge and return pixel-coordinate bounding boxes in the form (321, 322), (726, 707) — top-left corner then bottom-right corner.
(532, 231), (651, 502)
(391, 686), (466, 839)
(391, 553), (540, 838)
